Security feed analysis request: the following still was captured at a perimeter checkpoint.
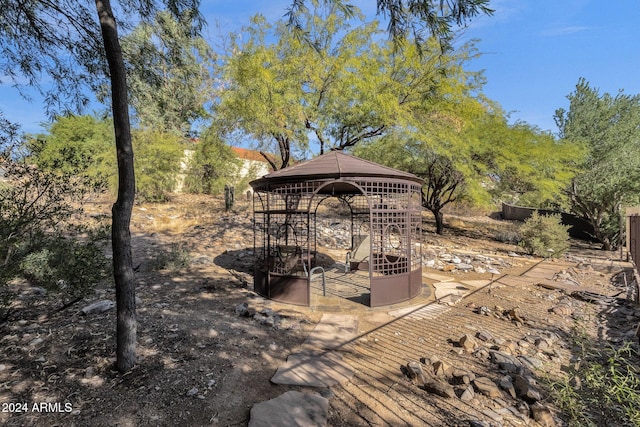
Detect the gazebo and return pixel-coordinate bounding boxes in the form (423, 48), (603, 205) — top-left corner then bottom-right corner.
(250, 151), (424, 307)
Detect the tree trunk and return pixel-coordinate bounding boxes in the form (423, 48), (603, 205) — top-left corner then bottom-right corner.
(95, 0), (137, 372)
(433, 209), (444, 235)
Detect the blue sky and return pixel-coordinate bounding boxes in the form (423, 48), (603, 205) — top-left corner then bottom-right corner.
(460, 0), (640, 133)
(2, 0), (639, 135)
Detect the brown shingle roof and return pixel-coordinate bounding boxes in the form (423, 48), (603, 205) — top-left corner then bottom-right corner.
(250, 151), (423, 192)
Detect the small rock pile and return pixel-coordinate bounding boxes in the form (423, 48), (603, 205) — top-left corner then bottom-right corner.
(316, 221), (353, 249)
(402, 327), (565, 426)
(234, 301), (309, 332)
(422, 248), (525, 275)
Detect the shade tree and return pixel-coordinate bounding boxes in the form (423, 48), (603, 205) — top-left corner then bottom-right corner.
(214, 5), (482, 168)
(287, 0), (493, 51)
(355, 134), (466, 234)
(468, 113), (584, 210)
(555, 78), (640, 250)
(26, 115), (115, 189)
(119, 10), (216, 134)
(0, 0), (203, 373)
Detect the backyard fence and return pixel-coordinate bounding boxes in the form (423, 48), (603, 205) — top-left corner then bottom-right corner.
(627, 208), (640, 268)
(501, 202), (596, 241)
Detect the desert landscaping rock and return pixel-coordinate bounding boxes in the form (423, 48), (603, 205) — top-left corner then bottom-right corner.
(248, 390), (329, 427)
(457, 263), (474, 271)
(519, 355), (544, 370)
(452, 369), (475, 385)
(459, 333), (478, 352)
(513, 374), (543, 402)
(235, 302), (249, 315)
(475, 330), (493, 342)
(432, 359), (451, 376)
(481, 408), (504, 423)
(459, 385), (475, 401)
(476, 305), (491, 316)
(405, 360), (426, 385)
(422, 379), (456, 399)
(490, 350), (524, 373)
(80, 300), (115, 315)
(530, 402), (557, 426)
(473, 347), (491, 361)
(499, 375), (517, 398)
(473, 376), (503, 398)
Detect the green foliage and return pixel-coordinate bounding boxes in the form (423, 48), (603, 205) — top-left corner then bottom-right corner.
(216, 7), (480, 168)
(0, 161), (78, 265)
(133, 129), (185, 201)
(0, 154), (109, 304)
(27, 115), (115, 189)
(19, 236), (109, 299)
(546, 326), (640, 426)
(518, 211), (570, 258)
(473, 117), (584, 209)
(355, 134), (466, 234)
(555, 78), (640, 250)
(287, 0), (493, 52)
(120, 10), (215, 134)
(28, 116), (189, 201)
(0, 0), (204, 118)
(153, 243), (191, 271)
(184, 129), (240, 195)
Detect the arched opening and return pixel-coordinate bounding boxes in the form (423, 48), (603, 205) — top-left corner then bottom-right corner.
(310, 182), (372, 305)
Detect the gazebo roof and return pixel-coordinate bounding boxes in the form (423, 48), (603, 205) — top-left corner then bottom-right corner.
(250, 151), (423, 191)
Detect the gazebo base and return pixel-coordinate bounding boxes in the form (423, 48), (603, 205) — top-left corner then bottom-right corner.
(254, 266), (422, 308)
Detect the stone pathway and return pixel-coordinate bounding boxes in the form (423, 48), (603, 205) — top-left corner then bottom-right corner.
(252, 314), (358, 426)
(248, 390), (329, 427)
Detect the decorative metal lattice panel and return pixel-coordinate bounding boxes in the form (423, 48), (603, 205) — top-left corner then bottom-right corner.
(252, 169), (422, 307)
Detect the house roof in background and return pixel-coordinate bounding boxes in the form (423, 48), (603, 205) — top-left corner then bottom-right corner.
(231, 146), (270, 163)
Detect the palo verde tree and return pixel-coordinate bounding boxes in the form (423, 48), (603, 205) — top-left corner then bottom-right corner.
(29, 115), (187, 201)
(119, 10), (216, 135)
(469, 112), (584, 209)
(288, 0), (493, 51)
(352, 44), (498, 235)
(555, 78), (640, 250)
(27, 115), (115, 189)
(0, 0), (202, 373)
(355, 133), (467, 234)
(355, 80), (583, 234)
(184, 127), (241, 195)
(215, 4), (485, 169)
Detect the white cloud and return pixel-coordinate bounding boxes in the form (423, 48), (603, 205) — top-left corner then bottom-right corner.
(540, 25), (590, 37)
